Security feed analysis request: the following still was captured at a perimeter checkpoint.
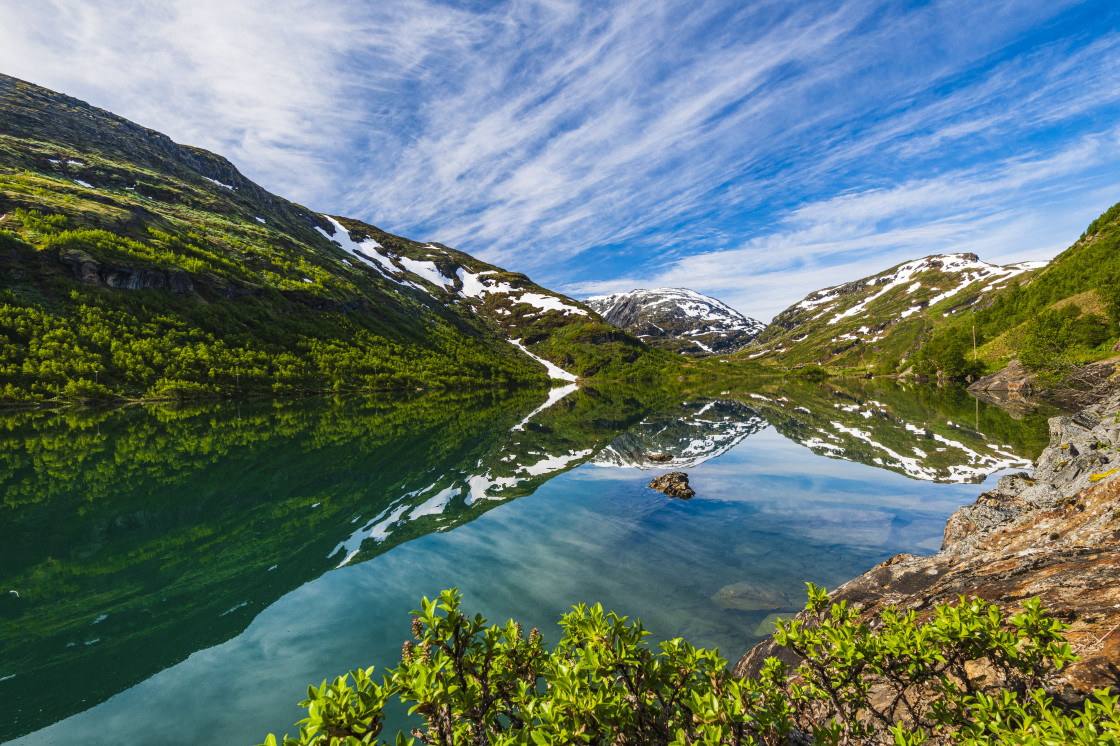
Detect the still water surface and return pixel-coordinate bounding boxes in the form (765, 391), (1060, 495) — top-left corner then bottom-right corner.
(0, 379), (1049, 744)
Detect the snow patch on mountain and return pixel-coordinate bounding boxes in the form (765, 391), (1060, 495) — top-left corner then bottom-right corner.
(456, 268), (587, 317)
(509, 339), (578, 382)
(397, 256), (455, 288)
(821, 254), (1041, 324)
(316, 216), (414, 287)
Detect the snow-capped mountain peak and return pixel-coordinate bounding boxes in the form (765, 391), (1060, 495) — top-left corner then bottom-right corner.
(584, 287), (765, 356)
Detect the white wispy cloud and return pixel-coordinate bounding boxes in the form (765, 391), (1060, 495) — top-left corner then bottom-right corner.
(0, 0), (390, 201)
(566, 130), (1117, 320)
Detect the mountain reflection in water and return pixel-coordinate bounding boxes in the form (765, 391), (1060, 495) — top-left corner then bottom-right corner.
(0, 378), (1047, 743)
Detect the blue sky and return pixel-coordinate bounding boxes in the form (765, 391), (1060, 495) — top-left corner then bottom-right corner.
(3, 0), (1120, 320)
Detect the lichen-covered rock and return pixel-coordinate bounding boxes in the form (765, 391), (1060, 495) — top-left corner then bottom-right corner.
(647, 471), (694, 499)
(940, 490), (1032, 549)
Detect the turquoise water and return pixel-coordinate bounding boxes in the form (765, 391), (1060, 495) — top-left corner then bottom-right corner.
(0, 381), (1046, 744)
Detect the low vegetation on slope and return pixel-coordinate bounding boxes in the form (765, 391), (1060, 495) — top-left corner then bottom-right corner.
(743, 200), (1120, 383)
(745, 254), (1044, 373)
(0, 203), (542, 400)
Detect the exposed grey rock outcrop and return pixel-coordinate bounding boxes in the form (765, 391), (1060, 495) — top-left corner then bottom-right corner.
(57, 248), (195, 293)
(968, 357), (1120, 416)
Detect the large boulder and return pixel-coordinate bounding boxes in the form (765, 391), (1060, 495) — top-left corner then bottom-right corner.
(967, 358), (1035, 394)
(647, 471), (694, 499)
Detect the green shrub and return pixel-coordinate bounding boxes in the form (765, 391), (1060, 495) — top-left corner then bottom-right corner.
(790, 364), (830, 381)
(259, 587), (1119, 746)
(1020, 304), (1111, 376)
(909, 326), (984, 381)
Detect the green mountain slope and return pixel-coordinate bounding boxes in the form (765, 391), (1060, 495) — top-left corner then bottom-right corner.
(0, 74), (674, 403)
(909, 202), (1120, 379)
(743, 253), (1045, 372)
(741, 201), (1120, 382)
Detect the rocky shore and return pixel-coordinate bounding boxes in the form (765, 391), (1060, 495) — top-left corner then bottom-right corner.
(968, 356), (1120, 415)
(736, 398), (1120, 704)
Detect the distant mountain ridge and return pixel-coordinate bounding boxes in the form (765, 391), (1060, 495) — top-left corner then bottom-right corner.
(585, 287), (765, 356)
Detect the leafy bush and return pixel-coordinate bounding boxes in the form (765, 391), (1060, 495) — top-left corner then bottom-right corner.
(1020, 304), (1110, 376)
(259, 588), (1119, 746)
(789, 364), (831, 381)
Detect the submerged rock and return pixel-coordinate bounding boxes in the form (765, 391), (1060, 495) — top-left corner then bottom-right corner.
(647, 471), (694, 499)
(712, 581), (798, 612)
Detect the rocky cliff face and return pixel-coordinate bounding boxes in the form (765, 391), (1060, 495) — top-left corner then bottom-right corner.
(584, 288), (765, 356)
(969, 357), (1120, 417)
(736, 404), (1120, 705)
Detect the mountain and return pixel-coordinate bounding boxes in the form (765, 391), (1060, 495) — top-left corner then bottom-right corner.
(744, 253), (1045, 370)
(584, 287), (765, 356)
(0, 73), (674, 403)
(909, 202), (1120, 386)
(743, 198), (1120, 392)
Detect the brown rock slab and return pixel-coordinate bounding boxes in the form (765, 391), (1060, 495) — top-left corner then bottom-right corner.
(967, 358), (1034, 394)
(735, 478), (1120, 701)
(647, 471), (694, 499)
(736, 407), (1120, 707)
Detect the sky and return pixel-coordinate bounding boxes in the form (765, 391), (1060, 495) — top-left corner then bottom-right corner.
(3, 0), (1120, 321)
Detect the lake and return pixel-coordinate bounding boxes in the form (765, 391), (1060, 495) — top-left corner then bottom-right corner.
(0, 378), (1050, 745)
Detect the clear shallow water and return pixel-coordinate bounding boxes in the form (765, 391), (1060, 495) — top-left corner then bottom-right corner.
(0, 380), (1048, 745)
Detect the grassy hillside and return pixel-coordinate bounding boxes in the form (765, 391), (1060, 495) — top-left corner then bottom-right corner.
(909, 201), (1120, 379)
(0, 74), (676, 404)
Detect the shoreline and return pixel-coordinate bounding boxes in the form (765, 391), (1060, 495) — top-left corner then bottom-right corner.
(735, 397), (1120, 704)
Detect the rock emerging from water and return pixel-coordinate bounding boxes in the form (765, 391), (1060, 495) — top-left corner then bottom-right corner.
(648, 471), (694, 499)
(647, 452), (672, 463)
